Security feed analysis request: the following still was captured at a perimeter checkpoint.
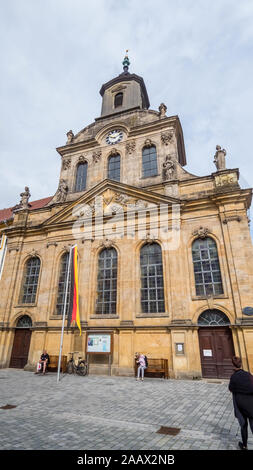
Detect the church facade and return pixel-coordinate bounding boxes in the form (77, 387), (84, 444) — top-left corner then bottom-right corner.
(1, 55), (253, 379)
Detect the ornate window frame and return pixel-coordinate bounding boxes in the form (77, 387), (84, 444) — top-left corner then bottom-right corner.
(90, 243), (121, 319)
(187, 230), (228, 301)
(135, 240), (169, 318)
(107, 151), (121, 182)
(74, 160), (88, 192)
(16, 254), (42, 307)
(141, 142), (158, 179)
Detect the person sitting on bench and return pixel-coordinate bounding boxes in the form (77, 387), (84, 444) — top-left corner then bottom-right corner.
(35, 350), (50, 375)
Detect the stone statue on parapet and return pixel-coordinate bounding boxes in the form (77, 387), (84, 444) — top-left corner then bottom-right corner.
(20, 186), (31, 208)
(66, 130), (74, 144)
(159, 103), (167, 118)
(214, 145), (226, 171)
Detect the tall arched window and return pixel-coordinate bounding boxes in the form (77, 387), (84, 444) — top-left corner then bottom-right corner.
(56, 252), (71, 315)
(96, 248), (117, 314)
(142, 145), (158, 178)
(140, 243), (165, 313)
(108, 154), (120, 181)
(114, 92), (123, 108)
(192, 237), (223, 296)
(75, 162), (87, 192)
(20, 257), (41, 304)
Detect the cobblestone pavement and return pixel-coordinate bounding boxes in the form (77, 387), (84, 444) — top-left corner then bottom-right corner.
(0, 369), (252, 451)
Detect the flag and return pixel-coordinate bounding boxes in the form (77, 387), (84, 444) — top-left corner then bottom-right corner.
(67, 245), (81, 335)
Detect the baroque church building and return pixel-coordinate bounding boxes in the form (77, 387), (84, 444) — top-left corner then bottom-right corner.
(1, 54), (253, 379)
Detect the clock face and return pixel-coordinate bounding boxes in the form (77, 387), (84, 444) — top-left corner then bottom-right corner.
(106, 129), (123, 145)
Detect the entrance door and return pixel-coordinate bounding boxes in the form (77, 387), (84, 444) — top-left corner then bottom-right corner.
(9, 329), (32, 369)
(198, 327), (235, 379)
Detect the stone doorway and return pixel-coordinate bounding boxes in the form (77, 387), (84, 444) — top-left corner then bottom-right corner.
(198, 310), (235, 379)
(9, 315), (32, 369)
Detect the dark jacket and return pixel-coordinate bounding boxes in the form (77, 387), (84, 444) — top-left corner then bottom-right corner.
(229, 369), (253, 424)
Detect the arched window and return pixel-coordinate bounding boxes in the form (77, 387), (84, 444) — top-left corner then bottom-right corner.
(192, 237), (223, 296)
(140, 243), (165, 313)
(108, 154), (120, 181)
(20, 257), (41, 304)
(16, 315), (32, 328)
(56, 252), (71, 315)
(96, 248), (117, 314)
(75, 162), (87, 192)
(114, 92), (123, 108)
(198, 309), (230, 326)
(142, 145), (158, 178)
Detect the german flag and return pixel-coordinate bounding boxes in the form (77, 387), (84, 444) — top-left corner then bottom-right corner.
(67, 245), (81, 335)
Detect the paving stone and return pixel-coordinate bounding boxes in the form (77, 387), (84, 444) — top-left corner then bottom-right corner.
(0, 369), (253, 450)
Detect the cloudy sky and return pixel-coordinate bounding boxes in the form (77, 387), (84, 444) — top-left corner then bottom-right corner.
(1, 1), (253, 218)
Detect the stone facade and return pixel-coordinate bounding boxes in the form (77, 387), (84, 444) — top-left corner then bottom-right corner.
(1, 62), (253, 378)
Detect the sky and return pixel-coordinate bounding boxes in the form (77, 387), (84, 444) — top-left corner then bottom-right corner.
(1, 1), (253, 221)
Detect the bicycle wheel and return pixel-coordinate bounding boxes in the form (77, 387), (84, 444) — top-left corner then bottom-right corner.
(67, 361), (74, 374)
(77, 362), (87, 376)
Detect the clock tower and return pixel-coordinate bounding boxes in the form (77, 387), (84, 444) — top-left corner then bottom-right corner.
(99, 52), (150, 118)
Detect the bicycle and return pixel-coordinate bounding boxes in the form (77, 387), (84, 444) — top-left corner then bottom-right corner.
(66, 352), (88, 376)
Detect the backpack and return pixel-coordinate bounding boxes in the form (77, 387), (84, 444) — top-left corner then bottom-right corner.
(144, 355), (148, 368)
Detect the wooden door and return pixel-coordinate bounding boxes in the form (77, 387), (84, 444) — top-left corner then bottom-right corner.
(198, 327), (234, 379)
(10, 329), (31, 369)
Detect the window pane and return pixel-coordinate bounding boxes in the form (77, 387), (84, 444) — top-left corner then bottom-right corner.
(114, 93), (123, 108)
(75, 162), (87, 192)
(192, 238), (223, 297)
(96, 248), (117, 314)
(140, 243), (165, 313)
(142, 146), (158, 178)
(56, 253), (70, 315)
(108, 155), (120, 181)
(20, 257), (41, 304)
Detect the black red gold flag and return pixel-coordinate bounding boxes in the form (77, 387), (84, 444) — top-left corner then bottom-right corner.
(67, 245), (81, 335)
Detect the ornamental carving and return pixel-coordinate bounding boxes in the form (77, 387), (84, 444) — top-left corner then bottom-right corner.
(125, 140), (136, 154)
(55, 179), (68, 202)
(161, 131), (174, 146)
(99, 238), (114, 249)
(62, 158), (71, 170)
(162, 155), (176, 181)
(214, 172), (238, 188)
(109, 148), (119, 157)
(192, 226), (210, 239)
(145, 231), (157, 244)
(78, 155), (88, 163)
(92, 150), (102, 163)
(144, 138), (153, 148)
(26, 248), (40, 258)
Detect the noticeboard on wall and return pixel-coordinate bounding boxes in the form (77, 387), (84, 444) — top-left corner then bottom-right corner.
(86, 332), (113, 355)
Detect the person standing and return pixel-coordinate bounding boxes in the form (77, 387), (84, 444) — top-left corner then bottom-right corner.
(136, 353), (147, 381)
(229, 356), (253, 450)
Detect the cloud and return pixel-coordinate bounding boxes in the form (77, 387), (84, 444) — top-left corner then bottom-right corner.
(0, 0), (252, 243)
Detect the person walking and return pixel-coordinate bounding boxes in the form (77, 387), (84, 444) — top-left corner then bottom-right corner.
(229, 356), (253, 450)
(136, 353), (147, 381)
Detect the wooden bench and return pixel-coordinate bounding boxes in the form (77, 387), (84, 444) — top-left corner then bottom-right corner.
(135, 358), (169, 379)
(47, 355), (67, 373)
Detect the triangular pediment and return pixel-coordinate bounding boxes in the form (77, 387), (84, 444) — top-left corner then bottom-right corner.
(42, 179), (182, 228)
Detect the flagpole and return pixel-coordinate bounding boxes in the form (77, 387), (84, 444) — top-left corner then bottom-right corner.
(57, 246), (72, 383)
